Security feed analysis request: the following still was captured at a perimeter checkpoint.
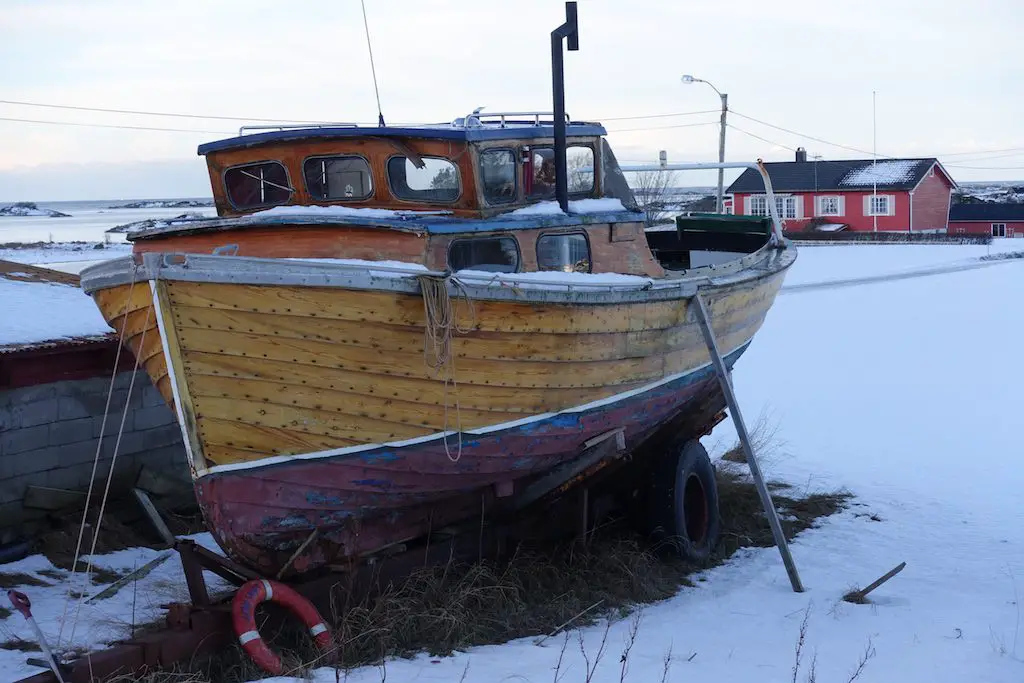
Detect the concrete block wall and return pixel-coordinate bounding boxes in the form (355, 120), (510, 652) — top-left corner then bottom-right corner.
(0, 370), (190, 543)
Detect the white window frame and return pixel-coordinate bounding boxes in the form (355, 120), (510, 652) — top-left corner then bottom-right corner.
(864, 194), (895, 217)
(745, 194), (800, 219)
(815, 195), (844, 217)
(992, 223), (1007, 237)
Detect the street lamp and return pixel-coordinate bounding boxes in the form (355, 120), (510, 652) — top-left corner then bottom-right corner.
(681, 74), (728, 214)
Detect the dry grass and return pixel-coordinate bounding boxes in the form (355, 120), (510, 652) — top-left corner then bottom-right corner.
(0, 571), (51, 589)
(0, 637), (42, 652)
(152, 461), (851, 682)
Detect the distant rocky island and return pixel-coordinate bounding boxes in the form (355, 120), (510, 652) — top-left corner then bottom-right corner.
(106, 212), (207, 233)
(0, 202), (71, 218)
(107, 199), (214, 209)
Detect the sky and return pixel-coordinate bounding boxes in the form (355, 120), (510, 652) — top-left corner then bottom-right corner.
(0, 0), (1022, 201)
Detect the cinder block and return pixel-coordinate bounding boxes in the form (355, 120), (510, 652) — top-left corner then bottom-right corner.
(8, 400), (58, 429)
(93, 408), (132, 438)
(48, 417), (96, 446)
(0, 384), (57, 410)
(132, 405), (176, 431)
(139, 423), (184, 452)
(142, 384), (168, 408)
(136, 444), (190, 473)
(44, 460), (110, 492)
(0, 473), (31, 505)
(108, 431), (146, 458)
(57, 396), (92, 421)
(0, 424), (50, 455)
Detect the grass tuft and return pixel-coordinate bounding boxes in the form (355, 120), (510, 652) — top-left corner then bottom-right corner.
(0, 637), (42, 652)
(0, 572), (51, 589)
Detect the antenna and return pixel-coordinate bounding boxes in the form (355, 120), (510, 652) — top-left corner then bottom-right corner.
(360, 0), (386, 127)
(872, 89), (877, 232)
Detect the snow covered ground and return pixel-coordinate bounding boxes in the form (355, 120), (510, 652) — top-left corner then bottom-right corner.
(0, 533), (231, 682)
(0, 205), (216, 245)
(2, 242), (1023, 682)
(0, 277), (112, 346)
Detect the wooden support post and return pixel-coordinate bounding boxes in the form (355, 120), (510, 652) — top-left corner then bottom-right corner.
(693, 293), (804, 593)
(133, 488), (175, 547)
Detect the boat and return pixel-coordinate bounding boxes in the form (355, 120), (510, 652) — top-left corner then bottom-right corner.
(78, 13), (796, 578)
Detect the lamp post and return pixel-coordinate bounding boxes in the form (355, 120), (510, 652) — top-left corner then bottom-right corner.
(681, 74), (727, 213)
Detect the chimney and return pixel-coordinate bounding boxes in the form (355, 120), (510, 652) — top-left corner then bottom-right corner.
(795, 147), (807, 163)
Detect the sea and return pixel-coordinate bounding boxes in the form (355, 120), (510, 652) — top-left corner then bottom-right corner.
(0, 198), (217, 245)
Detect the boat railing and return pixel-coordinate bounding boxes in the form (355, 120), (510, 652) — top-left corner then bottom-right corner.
(616, 160), (787, 246)
(237, 123), (361, 136)
(452, 111), (573, 128)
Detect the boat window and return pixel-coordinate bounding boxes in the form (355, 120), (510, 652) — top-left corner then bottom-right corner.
(527, 145), (595, 198)
(537, 232), (591, 273)
(224, 161), (292, 209)
(479, 149), (517, 204)
(303, 155), (372, 200)
(387, 156), (460, 203)
(448, 237), (519, 273)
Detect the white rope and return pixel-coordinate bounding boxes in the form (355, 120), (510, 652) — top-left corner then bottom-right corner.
(64, 288), (154, 647)
(417, 274), (475, 463)
(55, 269), (137, 649)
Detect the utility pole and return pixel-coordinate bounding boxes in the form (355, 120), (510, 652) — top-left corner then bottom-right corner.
(717, 93), (728, 214)
(681, 74), (728, 213)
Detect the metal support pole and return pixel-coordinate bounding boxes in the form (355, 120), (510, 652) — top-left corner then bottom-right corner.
(717, 93), (728, 213)
(693, 293), (804, 592)
(550, 2), (579, 214)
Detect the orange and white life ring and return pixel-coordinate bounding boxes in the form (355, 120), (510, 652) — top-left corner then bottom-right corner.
(231, 578), (332, 674)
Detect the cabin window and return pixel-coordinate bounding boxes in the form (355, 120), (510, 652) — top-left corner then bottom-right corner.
(526, 145), (595, 198)
(448, 237), (520, 273)
(992, 223), (1007, 237)
(224, 161), (292, 209)
(537, 232), (591, 273)
(480, 149), (517, 204)
(387, 156), (460, 203)
(303, 155), (372, 200)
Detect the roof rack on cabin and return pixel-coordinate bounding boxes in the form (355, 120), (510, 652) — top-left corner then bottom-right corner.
(450, 111), (573, 128)
(237, 123), (361, 136)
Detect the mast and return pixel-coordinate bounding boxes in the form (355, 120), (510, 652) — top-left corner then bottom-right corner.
(551, 2), (579, 213)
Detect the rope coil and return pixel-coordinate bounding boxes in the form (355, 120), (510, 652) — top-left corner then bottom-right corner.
(416, 274), (476, 463)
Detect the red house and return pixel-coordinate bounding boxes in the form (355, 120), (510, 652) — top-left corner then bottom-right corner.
(947, 203), (1024, 238)
(725, 150), (958, 233)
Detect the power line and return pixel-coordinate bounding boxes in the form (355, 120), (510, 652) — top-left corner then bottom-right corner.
(729, 110), (882, 157)
(942, 163), (1024, 170)
(597, 109), (719, 122)
(606, 120), (720, 133)
(0, 115), (232, 134)
(0, 98), (329, 124)
(726, 124), (797, 152)
(933, 146), (1024, 158)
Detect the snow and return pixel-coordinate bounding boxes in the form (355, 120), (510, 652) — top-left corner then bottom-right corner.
(0, 205), (69, 218)
(839, 160), (920, 187)
(816, 222), (848, 232)
(0, 278), (112, 347)
(244, 244), (1024, 683)
(252, 205), (447, 219)
(506, 198), (628, 216)
(0, 534), (230, 682)
(4, 243), (1024, 683)
(286, 257), (430, 278)
(455, 268), (654, 288)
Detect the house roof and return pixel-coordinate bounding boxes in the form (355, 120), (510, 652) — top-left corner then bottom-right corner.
(727, 158), (954, 194)
(948, 202), (1024, 222)
(197, 120), (607, 155)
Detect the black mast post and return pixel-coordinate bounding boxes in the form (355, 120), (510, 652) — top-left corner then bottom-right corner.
(551, 2), (578, 213)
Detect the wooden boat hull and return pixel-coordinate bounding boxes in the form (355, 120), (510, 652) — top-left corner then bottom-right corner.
(81, 246), (794, 575)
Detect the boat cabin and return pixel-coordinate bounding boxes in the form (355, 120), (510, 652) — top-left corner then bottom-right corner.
(128, 113), (775, 277)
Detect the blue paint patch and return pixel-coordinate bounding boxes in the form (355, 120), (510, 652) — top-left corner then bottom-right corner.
(306, 491), (346, 506)
(352, 478), (393, 489)
(359, 450), (402, 465)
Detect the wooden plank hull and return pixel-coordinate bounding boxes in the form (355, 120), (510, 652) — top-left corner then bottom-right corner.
(84, 249), (792, 575)
(195, 346), (739, 574)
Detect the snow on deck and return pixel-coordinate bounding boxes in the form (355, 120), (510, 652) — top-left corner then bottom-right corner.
(839, 160), (921, 187)
(0, 276), (111, 347)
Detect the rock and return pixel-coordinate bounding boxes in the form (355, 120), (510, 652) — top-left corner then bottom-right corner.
(106, 211), (208, 234)
(107, 199), (214, 209)
(0, 202), (71, 218)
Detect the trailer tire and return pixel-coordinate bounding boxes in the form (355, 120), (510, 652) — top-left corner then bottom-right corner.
(649, 439), (720, 562)
(232, 579), (332, 675)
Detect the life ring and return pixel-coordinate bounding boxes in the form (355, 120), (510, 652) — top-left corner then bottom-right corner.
(231, 578), (332, 674)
